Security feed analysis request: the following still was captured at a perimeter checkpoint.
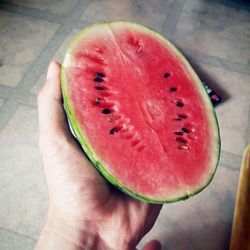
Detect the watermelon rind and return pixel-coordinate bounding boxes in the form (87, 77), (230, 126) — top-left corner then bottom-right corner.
(61, 21), (220, 204)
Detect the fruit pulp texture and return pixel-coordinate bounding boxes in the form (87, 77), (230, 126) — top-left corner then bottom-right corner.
(66, 25), (213, 198)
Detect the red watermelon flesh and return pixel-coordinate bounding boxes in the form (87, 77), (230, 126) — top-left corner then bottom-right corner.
(61, 22), (220, 203)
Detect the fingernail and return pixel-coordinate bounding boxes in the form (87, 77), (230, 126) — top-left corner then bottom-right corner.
(46, 61), (55, 80)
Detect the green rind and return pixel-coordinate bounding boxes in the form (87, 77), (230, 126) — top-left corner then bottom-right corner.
(61, 21), (220, 204)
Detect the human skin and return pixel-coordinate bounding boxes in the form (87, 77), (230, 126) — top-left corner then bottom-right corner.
(35, 61), (162, 250)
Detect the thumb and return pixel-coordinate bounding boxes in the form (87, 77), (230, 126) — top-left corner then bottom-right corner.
(142, 240), (162, 250)
(37, 61), (104, 180)
(38, 61), (73, 149)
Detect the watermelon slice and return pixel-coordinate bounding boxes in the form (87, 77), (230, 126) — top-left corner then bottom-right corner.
(61, 21), (220, 203)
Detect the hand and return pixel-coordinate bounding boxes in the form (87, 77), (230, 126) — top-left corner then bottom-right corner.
(35, 61), (162, 250)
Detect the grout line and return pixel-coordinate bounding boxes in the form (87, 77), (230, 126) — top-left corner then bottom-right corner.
(19, 93), (37, 108)
(0, 1), (63, 24)
(0, 98), (6, 112)
(0, 0), (249, 141)
(160, 1), (250, 76)
(0, 1), (92, 131)
(15, 102), (37, 111)
(0, 0), (91, 24)
(179, 47), (250, 76)
(0, 226), (37, 241)
(161, 0), (185, 38)
(61, 0), (92, 31)
(0, 85), (14, 99)
(73, 20), (96, 30)
(0, 99), (19, 132)
(0, 94), (37, 132)
(16, 24), (71, 91)
(220, 58), (250, 76)
(67, 0), (92, 21)
(0, 24), (70, 131)
(64, 0), (82, 18)
(13, 0), (92, 93)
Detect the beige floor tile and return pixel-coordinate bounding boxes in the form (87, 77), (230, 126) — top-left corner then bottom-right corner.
(0, 228), (36, 250)
(30, 29), (80, 95)
(140, 164), (239, 250)
(173, 0), (250, 65)
(0, 11), (59, 87)
(81, 0), (174, 31)
(5, 0), (79, 16)
(0, 105), (48, 238)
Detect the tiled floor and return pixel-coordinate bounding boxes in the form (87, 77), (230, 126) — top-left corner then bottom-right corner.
(0, 1), (249, 249)
(0, 10), (59, 87)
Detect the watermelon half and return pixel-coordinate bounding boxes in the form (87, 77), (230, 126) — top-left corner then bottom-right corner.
(61, 21), (220, 203)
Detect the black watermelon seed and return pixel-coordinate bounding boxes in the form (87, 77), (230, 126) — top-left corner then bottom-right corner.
(94, 76), (104, 82)
(109, 127), (118, 134)
(95, 86), (105, 90)
(102, 108), (111, 114)
(175, 131), (183, 136)
(164, 73), (170, 78)
(178, 114), (187, 119)
(174, 117), (182, 121)
(169, 87), (177, 92)
(182, 127), (190, 133)
(176, 137), (187, 143)
(96, 72), (105, 78)
(176, 101), (184, 107)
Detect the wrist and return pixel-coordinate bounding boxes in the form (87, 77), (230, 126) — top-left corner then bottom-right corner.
(36, 212), (110, 250)
(44, 218), (94, 249)
(37, 209), (137, 250)
(43, 219), (135, 250)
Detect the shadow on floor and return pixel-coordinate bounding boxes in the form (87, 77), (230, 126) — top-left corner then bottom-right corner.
(186, 56), (231, 106)
(208, 0), (250, 11)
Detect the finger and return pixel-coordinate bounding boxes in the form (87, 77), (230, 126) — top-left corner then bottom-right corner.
(38, 61), (72, 144)
(142, 240), (161, 250)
